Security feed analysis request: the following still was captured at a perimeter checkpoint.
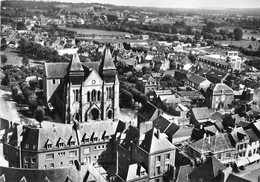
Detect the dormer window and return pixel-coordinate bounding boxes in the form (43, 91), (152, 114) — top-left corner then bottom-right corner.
(57, 137), (65, 148)
(84, 138), (89, 143)
(25, 144), (29, 149)
(68, 136), (76, 146)
(93, 137), (98, 142)
(45, 139), (53, 150)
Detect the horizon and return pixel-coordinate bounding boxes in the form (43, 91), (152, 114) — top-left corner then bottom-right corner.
(38, 0), (260, 9)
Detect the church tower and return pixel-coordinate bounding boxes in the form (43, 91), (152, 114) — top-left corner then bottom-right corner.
(100, 45), (119, 121)
(66, 53), (85, 123)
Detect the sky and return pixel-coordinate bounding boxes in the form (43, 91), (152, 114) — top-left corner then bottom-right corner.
(45, 0), (260, 9)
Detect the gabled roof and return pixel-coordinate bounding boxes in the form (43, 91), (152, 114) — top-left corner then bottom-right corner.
(44, 62), (69, 79)
(188, 74), (207, 85)
(226, 174), (251, 182)
(0, 174), (6, 182)
(153, 116), (171, 133)
(245, 129), (260, 143)
(229, 127), (249, 144)
(213, 83), (234, 95)
(138, 102), (158, 122)
(191, 107), (211, 121)
(188, 156), (226, 182)
(139, 128), (175, 154)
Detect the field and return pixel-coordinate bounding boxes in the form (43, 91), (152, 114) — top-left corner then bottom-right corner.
(216, 26), (260, 40)
(215, 40), (259, 50)
(60, 27), (127, 36)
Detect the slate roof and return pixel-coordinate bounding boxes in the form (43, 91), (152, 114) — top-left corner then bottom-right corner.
(245, 129), (260, 143)
(176, 165), (193, 182)
(190, 133), (234, 154)
(44, 62), (69, 79)
(206, 68), (228, 80)
(164, 122), (180, 137)
(191, 107), (211, 120)
(229, 127), (249, 144)
(139, 128), (175, 154)
(225, 174), (251, 182)
(138, 102), (158, 122)
(188, 74), (207, 85)
(153, 116), (171, 133)
(178, 91), (205, 100)
(188, 156), (226, 182)
(69, 53), (84, 72)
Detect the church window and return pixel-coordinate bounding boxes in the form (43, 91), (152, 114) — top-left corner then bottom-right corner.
(91, 90), (97, 101)
(107, 87), (113, 99)
(87, 92), (90, 102)
(52, 79), (55, 84)
(98, 91), (101, 101)
(75, 89), (79, 102)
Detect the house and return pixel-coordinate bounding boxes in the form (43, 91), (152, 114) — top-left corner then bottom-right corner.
(2, 120), (118, 169)
(198, 55), (229, 72)
(190, 107), (211, 126)
(187, 74), (211, 91)
(210, 83), (234, 110)
(188, 133), (235, 165)
(116, 126), (176, 182)
(187, 156), (251, 182)
(43, 46), (120, 124)
(137, 102), (159, 128)
(205, 69), (229, 84)
(136, 74), (159, 94)
(177, 91), (205, 107)
(117, 163), (149, 182)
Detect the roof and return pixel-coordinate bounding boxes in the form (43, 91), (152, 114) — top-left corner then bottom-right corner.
(44, 62), (69, 79)
(229, 127), (249, 144)
(125, 163), (148, 181)
(190, 133), (234, 154)
(153, 116), (171, 133)
(139, 128), (175, 154)
(138, 102), (158, 122)
(188, 156), (226, 182)
(213, 83), (234, 95)
(101, 47), (116, 70)
(164, 122), (180, 137)
(178, 91), (205, 100)
(206, 68), (228, 80)
(198, 55), (229, 66)
(245, 128), (260, 143)
(176, 165), (193, 182)
(188, 74), (207, 85)
(191, 107), (211, 121)
(69, 53), (84, 72)
(226, 174), (251, 182)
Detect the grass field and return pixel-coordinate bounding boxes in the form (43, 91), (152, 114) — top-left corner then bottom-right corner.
(215, 40), (259, 50)
(60, 27), (127, 36)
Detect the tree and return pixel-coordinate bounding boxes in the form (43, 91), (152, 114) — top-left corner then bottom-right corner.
(233, 28), (243, 41)
(16, 21), (26, 30)
(34, 107), (45, 128)
(120, 89), (134, 108)
(1, 54), (7, 65)
(21, 55), (29, 67)
(28, 95), (38, 111)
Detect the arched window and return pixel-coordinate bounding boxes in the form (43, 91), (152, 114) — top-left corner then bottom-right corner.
(91, 90), (96, 101)
(87, 91), (90, 102)
(107, 110), (113, 119)
(76, 89), (79, 102)
(98, 91), (101, 101)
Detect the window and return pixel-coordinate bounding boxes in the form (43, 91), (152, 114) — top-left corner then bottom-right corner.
(33, 145), (36, 149)
(84, 148), (90, 154)
(58, 152), (65, 156)
(46, 144), (52, 149)
(217, 153), (221, 159)
(49, 163), (54, 168)
(69, 150), (77, 157)
(226, 153), (231, 159)
(93, 137), (98, 142)
(166, 153), (170, 160)
(91, 90), (97, 101)
(69, 160), (73, 165)
(87, 91), (90, 102)
(84, 138), (89, 143)
(25, 144), (29, 149)
(156, 166), (160, 174)
(70, 141), (75, 146)
(52, 79), (55, 84)
(166, 164), (170, 171)
(24, 164), (28, 168)
(156, 155), (161, 162)
(31, 158), (36, 163)
(46, 153), (54, 160)
(24, 157), (28, 163)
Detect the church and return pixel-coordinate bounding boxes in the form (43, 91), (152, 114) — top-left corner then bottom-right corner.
(43, 46), (119, 124)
